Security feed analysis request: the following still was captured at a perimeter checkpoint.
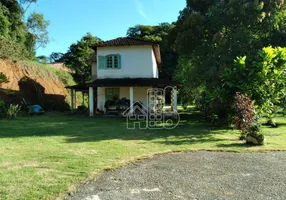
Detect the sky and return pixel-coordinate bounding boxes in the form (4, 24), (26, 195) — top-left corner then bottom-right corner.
(26, 0), (186, 57)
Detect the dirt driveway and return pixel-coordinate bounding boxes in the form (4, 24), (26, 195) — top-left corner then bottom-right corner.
(66, 151), (286, 200)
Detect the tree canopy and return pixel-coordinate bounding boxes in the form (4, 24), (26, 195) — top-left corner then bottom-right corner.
(0, 0), (49, 59)
(63, 33), (101, 84)
(171, 0), (286, 119)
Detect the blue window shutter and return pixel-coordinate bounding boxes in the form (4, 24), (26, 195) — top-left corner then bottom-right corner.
(98, 56), (105, 69)
(118, 54), (121, 69)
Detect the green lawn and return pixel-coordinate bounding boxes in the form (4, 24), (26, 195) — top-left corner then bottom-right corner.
(0, 112), (285, 199)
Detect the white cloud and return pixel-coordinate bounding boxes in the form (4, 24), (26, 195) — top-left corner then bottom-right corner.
(136, 0), (148, 19)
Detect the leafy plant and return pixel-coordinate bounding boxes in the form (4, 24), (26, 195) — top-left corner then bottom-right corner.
(172, 0), (286, 122)
(0, 72), (8, 85)
(222, 47), (286, 118)
(7, 104), (21, 119)
(233, 92), (264, 145)
(233, 92), (255, 140)
(245, 123), (264, 145)
(0, 98), (6, 119)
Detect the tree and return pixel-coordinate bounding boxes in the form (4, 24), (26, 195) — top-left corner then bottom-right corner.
(37, 55), (48, 64)
(63, 33), (101, 84)
(221, 46), (286, 117)
(49, 52), (64, 63)
(171, 0), (286, 119)
(19, 0), (37, 14)
(27, 12), (49, 50)
(127, 23), (178, 79)
(0, 0), (46, 59)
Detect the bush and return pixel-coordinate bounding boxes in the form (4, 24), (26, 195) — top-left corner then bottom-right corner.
(0, 98), (6, 119)
(0, 72), (8, 85)
(7, 104), (21, 119)
(245, 123), (264, 145)
(0, 36), (30, 60)
(233, 92), (255, 139)
(233, 92), (264, 145)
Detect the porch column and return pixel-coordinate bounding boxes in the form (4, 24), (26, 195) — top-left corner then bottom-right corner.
(173, 87), (177, 112)
(89, 87), (94, 116)
(130, 87), (134, 114)
(71, 89), (75, 113)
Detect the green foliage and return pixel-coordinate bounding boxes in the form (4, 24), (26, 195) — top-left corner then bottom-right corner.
(245, 123), (264, 145)
(49, 52), (64, 63)
(0, 98), (6, 119)
(127, 23), (177, 79)
(6, 104), (21, 119)
(37, 55), (48, 64)
(222, 47), (286, 117)
(172, 0), (286, 120)
(63, 33), (101, 84)
(27, 12), (49, 49)
(233, 92), (264, 145)
(0, 72), (8, 84)
(0, 0), (48, 59)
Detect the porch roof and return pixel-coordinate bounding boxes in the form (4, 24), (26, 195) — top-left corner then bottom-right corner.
(66, 78), (182, 90)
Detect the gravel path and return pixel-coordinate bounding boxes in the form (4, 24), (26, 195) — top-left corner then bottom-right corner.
(66, 152), (286, 200)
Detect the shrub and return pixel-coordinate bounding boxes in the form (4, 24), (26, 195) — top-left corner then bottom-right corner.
(233, 92), (255, 139)
(7, 104), (21, 119)
(245, 123), (264, 145)
(0, 72), (8, 86)
(0, 98), (6, 119)
(233, 92), (264, 145)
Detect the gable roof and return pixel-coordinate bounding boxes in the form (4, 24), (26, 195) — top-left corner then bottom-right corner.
(122, 101), (148, 117)
(92, 37), (162, 66)
(94, 37), (156, 47)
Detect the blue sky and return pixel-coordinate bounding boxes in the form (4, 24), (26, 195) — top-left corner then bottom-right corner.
(27, 0), (186, 57)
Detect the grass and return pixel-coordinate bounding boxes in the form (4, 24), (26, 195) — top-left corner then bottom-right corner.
(0, 112), (285, 199)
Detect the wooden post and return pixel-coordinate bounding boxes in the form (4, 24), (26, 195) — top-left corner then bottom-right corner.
(130, 87), (134, 114)
(89, 87), (94, 116)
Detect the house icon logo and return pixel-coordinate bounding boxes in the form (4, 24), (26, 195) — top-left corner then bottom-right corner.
(122, 86), (180, 130)
(122, 101), (148, 129)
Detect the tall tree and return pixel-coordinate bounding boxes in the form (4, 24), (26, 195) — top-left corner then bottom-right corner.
(0, 0), (48, 59)
(63, 33), (101, 84)
(49, 52), (64, 63)
(27, 12), (49, 50)
(171, 0), (286, 119)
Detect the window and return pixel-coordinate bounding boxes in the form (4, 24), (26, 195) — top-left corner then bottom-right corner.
(106, 56), (113, 68)
(98, 54), (121, 69)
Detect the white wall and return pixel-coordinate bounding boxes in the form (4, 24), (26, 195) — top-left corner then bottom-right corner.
(97, 87), (150, 112)
(95, 46), (159, 79)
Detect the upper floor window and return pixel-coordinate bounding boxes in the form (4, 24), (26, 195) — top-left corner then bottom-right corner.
(98, 54), (121, 69)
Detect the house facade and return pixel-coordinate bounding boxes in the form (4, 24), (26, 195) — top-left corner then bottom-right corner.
(67, 37), (180, 116)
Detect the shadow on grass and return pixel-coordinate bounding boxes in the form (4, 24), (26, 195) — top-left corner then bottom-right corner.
(0, 112), (235, 146)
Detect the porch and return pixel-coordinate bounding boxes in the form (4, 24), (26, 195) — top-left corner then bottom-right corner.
(66, 78), (181, 116)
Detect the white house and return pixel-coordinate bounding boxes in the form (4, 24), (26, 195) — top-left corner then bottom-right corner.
(67, 37), (180, 116)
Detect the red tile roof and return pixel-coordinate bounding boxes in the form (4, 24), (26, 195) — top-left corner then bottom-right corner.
(95, 37), (156, 47)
